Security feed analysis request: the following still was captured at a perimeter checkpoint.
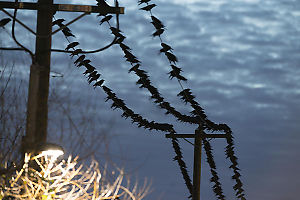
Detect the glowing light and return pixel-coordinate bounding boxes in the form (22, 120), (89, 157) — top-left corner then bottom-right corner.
(40, 149), (64, 157)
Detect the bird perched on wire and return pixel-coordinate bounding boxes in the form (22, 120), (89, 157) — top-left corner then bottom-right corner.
(96, 0), (110, 7)
(138, 0), (151, 5)
(93, 79), (105, 88)
(52, 18), (65, 26)
(165, 52), (178, 63)
(119, 43), (131, 51)
(152, 28), (164, 37)
(96, 0), (110, 15)
(139, 4), (156, 11)
(88, 73), (100, 84)
(70, 49), (82, 57)
(62, 27), (75, 37)
(160, 42), (173, 53)
(77, 59), (91, 68)
(99, 15), (113, 25)
(74, 55), (85, 65)
(128, 64), (140, 73)
(65, 42), (79, 51)
(0, 18), (11, 28)
(87, 71), (98, 80)
(151, 16), (165, 30)
(83, 64), (95, 75)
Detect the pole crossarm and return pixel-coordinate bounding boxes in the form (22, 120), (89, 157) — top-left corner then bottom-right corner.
(0, 2), (124, 14)
(165, 133), (228, 139)
(165, 128), (228, 200)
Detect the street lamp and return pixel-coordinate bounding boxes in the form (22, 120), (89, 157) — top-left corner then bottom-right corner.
(36, 142), (64, 158)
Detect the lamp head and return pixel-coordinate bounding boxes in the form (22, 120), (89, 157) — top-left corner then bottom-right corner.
(36, 143), (64, 157)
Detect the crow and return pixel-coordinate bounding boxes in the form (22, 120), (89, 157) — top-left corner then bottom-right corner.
(74, 55), (85, 65)
(0, 18), (11, 28)
(93, 79), (104, 88)
(139, 4), (156, 11)
(152, 28), (164, 37)
(100, 15), (113, 25)
(151, 16), (164, 30)
(138, 0), (151, 5)
(65, 42), (79, 51)
(52, 18), (65, 26)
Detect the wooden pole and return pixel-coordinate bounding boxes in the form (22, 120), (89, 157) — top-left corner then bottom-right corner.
(24, 0), (53, 150)
(192, 126), (202, 200)
(165, 131), (227, 199)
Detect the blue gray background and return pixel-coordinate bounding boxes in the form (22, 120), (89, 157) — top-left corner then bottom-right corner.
(1, 0), (300, 199)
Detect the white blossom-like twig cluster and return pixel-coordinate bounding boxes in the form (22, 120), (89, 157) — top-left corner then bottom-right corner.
(0, 153), (150, 200)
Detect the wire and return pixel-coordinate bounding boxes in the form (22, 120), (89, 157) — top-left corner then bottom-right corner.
(1, 8), (36, 35)
(51, 0), (120, 54)
(11, 0), (34, 61)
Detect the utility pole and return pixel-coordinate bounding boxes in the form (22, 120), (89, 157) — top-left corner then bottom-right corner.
(25, 0), (53, 152)
(0, 1), (124, 153)
(166, 126), (228, 200)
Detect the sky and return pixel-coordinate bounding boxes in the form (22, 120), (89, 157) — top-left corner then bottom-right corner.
(1, 0), (300, 199)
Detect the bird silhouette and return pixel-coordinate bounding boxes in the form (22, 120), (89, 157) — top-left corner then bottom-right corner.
(52, 18), (65, 26)
(84, 63), (95, 73)
(123, 50), (136, 59)
(138, 0), (151, 5)
(160, 43), (173, 53)
(88, 73), (100, 84)
(96, 0), (111, 15)
(151, 16), (164, 30)
(70, 49), (82, 57)
(0, 18), (11, 28)
(115, 35), (126, 44)
(74, 55), (85, 65)
(152, 28), (164, 37)
(119, 43), (131, 51)
(93, 79), (105, 88)
(139, 4), (156, 11)
(62, 27), (75, 37)
(128, 64), (140, 73)
(77, 59), (91, 68)
(96, 0), (110, 7)
(65, 42), (79, 50)
(100, 15), (113, 25)
(165, 52), (178, 63)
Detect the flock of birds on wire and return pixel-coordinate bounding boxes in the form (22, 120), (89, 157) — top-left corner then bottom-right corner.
(0, 0), (246, 199)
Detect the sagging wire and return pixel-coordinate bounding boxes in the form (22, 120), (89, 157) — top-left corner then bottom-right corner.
(11, 0), (34, 62)
(51, 0), (120, 54)
(139, 1), (246, 199)
(1, 8), (36, 35)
